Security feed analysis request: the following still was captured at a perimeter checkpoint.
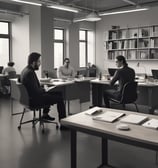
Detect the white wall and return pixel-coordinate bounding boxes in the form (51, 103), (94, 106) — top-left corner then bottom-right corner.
(96, 6), (158, 75)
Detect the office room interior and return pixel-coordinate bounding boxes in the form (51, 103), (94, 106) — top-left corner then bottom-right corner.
(0, 0), (158, 168)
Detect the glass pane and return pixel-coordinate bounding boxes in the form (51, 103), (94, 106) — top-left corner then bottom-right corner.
(54, 29), (63, 40)
(87, 31), (94, 64)
(54, 43), (63, 68)
(79, 42), (86, 67)
(0, 22), (9, 34)
(0, 38), (9, 66)
(79, 30), (86, 40)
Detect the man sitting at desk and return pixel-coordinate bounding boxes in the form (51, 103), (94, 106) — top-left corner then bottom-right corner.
(20, 52), (66, 122)
(58, 58), (75, 79)
(104, 55), (135, 108)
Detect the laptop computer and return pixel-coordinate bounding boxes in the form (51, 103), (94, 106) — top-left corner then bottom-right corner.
(108, 68), (117, 76)
(151, 69), (158, 79)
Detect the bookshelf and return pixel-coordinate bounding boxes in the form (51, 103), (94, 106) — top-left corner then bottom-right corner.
(106, 25), (158, 60)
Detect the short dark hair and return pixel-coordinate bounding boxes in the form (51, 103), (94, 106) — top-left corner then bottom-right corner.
(64, 58), (70, 63)
(8, 62), (14, 67)
(116, 55), (128, 66)
(28, 52), (41, 65)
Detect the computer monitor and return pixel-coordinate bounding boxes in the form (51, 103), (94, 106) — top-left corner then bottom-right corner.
(151, 69), (158, 79)
(108, 68), (117, 76)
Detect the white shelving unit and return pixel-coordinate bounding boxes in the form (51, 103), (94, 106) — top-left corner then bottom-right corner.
(106, 25), (158, 60)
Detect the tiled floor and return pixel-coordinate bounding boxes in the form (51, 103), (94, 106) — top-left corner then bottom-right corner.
(0, 96), (157, 168)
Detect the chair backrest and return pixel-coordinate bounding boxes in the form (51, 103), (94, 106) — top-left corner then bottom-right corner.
(10, 79), (20, 100)
(16, 83), (30, 107)
(48, 69), (57, 78)
(88, 67), (97, 77)
(120, 82), (138, 104)
(0, 66), (3, 73)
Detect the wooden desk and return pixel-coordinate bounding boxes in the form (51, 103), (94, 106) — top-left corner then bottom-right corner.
(91, 79), (158, 113)
(40, 78), (92, 114)
(61, 108), (158, 168)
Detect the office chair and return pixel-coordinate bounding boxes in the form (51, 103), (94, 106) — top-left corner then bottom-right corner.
(0, 66), (3, 73)
(109, 82), (139, 112)
(48, 69), (57, 78)
(10, 79), (24, 115)
(16, 83), (59, 133)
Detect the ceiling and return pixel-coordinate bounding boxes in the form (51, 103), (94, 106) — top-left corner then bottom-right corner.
(0, 0), (158, 17)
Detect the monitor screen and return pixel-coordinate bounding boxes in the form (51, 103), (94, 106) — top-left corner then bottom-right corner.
(151, 69), (158, 79)
(108, 68), (117, 76)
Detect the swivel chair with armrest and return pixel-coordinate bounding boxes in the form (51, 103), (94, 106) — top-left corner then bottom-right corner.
(109, 82), (139, 112)
(16, 83), (59, 133)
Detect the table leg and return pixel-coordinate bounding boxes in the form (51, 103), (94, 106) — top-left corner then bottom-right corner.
(98, 138), (114, 168)
(71, 130), (77, 168)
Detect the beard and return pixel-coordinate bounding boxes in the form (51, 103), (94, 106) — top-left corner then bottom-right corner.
(34, 63), (39, 70)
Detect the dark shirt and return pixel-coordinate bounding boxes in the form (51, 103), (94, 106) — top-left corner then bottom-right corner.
(20, 65), (45, 98)
(110, 65), (135, 92)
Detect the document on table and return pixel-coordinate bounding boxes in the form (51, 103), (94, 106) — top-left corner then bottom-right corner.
(142, 119), (158, 129)
(84, 106), (103, 115)
(120, 114), (148, 125)
(92, 111), (125, 123)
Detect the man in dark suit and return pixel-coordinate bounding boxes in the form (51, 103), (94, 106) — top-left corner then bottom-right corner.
(20, 52), (66, 122)
(104, 55), (135, 107)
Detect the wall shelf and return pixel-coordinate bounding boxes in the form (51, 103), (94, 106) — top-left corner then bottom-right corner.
(106, 25), (158, 60)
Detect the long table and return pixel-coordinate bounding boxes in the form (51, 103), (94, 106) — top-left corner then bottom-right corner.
(91, 78), (158, 113)
(61, 108), (158, 168)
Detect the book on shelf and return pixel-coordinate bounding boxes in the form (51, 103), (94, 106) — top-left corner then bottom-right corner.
(93, 111), (125, 123)
(84, 106), (103, 116)
(142, 119), (158, 129)
(120, 114), (148, 125)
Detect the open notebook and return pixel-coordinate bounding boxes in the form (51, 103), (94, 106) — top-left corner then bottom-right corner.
(120, 114), (148, 125)
(93, 111), (125, 123)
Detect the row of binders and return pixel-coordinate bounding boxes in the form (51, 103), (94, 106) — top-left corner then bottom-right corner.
(85, 107), (158, 129)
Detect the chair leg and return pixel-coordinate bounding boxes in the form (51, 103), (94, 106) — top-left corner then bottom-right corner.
(39, 109), (45, 133)
(18, 108), (26, 129)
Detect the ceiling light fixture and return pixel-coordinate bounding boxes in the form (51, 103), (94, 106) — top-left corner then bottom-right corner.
(47, 4), (79, 13)
(99, 7), (149, 16)
(86, 11), (101, 21)
(11, 0), (42, 6)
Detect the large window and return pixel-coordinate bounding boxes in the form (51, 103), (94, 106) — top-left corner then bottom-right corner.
(79, 30), (95, 67)
(53, 28), (64, 68)
(0, 21), (10, 67)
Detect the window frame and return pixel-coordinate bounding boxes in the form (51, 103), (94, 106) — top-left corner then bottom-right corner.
(0, 21), (11, 62)
(79, 29), (88, 67)
(53, 28), (65, 68)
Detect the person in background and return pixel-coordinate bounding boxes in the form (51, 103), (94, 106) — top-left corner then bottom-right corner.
(104, 55), (135, 108)
(2, 62), (16, 75)
(58, 58), (75, 79)
(20, 52), (66, 129)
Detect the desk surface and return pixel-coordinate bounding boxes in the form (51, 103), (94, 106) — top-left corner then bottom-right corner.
(61, 108), (158, 149)
(91, 78), (158, 87)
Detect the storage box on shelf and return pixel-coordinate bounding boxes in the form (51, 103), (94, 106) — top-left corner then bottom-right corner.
(106, 25), (158, 60)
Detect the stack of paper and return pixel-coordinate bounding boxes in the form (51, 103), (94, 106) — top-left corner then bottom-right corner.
(142, 119), (158, 129)
(120, 114), (148, 125)
(93, 111), (125, 123)
(84, 107), (103, 116)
